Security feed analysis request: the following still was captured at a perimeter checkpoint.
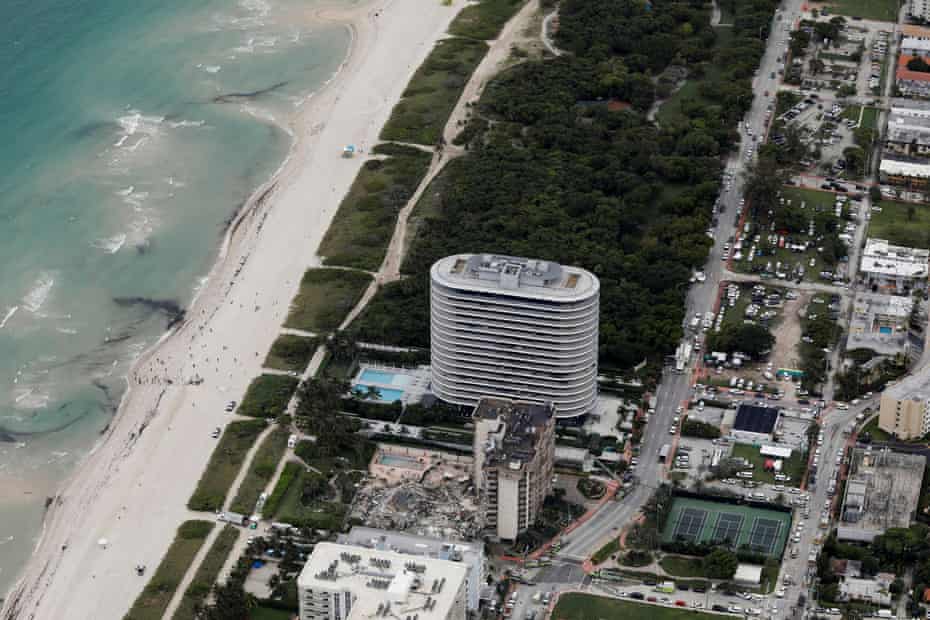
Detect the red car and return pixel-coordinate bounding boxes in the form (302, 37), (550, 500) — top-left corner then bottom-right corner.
(647, 596), (657, 603)
(675, 601), (687, 607)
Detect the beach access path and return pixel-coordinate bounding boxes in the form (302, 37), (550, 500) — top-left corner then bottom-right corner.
(0, 0), (466, 618)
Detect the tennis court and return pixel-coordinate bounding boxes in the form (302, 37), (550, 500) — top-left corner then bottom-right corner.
(748, 517), (784, 554)
(661, 495), (791, 558)
(712, 513), (744, 545)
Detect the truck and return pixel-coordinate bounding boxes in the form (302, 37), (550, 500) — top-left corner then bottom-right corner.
(219, 511), (249, 526)
(659, 444), (671, 463)
(655, 582), (676, 594)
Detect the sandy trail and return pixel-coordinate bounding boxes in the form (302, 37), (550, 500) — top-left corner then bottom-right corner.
(0, 0), (464, 617)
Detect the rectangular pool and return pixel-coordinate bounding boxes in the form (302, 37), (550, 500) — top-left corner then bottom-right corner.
(353, 383), (404, 403)
(359, 368), (410, 387)
(378, 454), (424, 469)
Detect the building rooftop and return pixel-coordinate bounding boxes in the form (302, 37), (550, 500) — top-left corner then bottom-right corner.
(902, 24), (930, 39)
(297, 542), (467, 620)
(887, 101), (930, 145)
(883, 363), (930, 401)
(430, 254), (598, 302)
(860, 238), (930, 279)
(902, 37), (930, 53)
(339, 527), (482, 567)
(733, 404), (780, 435)
(837, 447), (925, 542)
(897, 55), (930, 84)
(880, 158), (930, 179)
(474, 398), (554, 471)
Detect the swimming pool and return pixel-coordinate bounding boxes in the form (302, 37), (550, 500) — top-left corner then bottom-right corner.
(353, 383), (404, 403)
(378, 454), (424, 469)
(359, 368), (410, 387)
(879, 326), (893, 335)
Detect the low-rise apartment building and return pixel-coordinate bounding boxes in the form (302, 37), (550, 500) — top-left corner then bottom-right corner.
(858, 238), (929, 294)
(297, 542), (468, 620)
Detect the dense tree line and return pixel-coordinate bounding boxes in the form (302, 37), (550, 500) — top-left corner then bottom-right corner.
(352, 0), (779, 372)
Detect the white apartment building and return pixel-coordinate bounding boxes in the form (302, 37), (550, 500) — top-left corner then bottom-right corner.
(338, 527), (485, 611)
(859, 238), (930, 294)
(908, 0), (930, 23)
(473, 398), (556, 541)
(430, 254), (599, 418)
(297, 542), (468, 620)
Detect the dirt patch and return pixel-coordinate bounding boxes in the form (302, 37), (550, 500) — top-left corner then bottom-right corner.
(771, 292), (809, 371)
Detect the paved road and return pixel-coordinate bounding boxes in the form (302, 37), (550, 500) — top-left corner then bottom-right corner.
(556, 0), (803, 565)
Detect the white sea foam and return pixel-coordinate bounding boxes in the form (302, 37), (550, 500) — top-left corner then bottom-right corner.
(55, 327), (78, 335)
(114, 111), (164, 151)
(12, 388), (50, 410)
(0, 307), (18, 330)
(204, 65), (222, 74)
(239, 0), (271, 17)
(121, 190), (149, 210)
(22, 273), (54, 314)
(115, 186), (134, 197)
(168, 119), (206, 128)
(92, 234), (127, 254)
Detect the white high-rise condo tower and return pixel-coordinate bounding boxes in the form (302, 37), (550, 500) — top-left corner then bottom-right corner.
(429, 254), (599, 418)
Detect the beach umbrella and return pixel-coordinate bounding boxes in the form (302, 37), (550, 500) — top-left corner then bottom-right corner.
(98, 538), (109, 549)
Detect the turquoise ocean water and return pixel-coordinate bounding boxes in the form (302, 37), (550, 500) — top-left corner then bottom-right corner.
(0, 0), (350, 596)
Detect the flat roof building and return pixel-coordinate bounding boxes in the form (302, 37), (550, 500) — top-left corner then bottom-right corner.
(880, 158), (930, 190)
(847, 292), (913, 356)
(473, 398), (556, 541)
(430, 254), (599, 418)
(879, 366), (930, 438)
(859, 238), (930, 294)
(731, 403), (780, 444)
(338, 528), (484, 611)
(297, 542), (468, 620)
(885, 100), (930, 158)
(896, 55), (930, 99)
(837, 447), (925, 542)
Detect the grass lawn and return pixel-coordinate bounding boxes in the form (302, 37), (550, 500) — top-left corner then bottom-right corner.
(238, 374), (299, 419)
(187, 419), (267, 511)
(591, 537), (620, 565)
(841, 105), (879, 131)
(381, 37), (488, 145)
(660, 555), (705, 578)
(262, 460), (302, 518)
(264, 334), (318, 373)
(229, 427), (291, 514)
(824, 0), (900, 22)
(449, 0), (525, 40)
(172, 525), (240, 620)
(250, 606), (294, 620)
(656, 27), (732, 127)
(860, 416), (892, 442)
(318, 144), (432, 271)
(731, 443), (807, 486)
(284, 268), (372, 333)
(125, 521), (214, 620)
(868, 200), (930, 249)
(553, 593), (721, 620)
(275, 467), (346, 530)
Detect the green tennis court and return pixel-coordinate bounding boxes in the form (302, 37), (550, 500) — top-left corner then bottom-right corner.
(661, 496), (791, 558)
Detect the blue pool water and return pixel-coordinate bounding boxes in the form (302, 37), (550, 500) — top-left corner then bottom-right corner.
(379, 454), (423, 468)
(879, 326), (893, 335)
(353, 384), (404, 403)
(359, 369), (410, 387)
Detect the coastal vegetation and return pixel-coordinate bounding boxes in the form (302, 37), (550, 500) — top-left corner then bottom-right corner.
(187, 420), (267, 512)
(263, 335), (318, 373)
(124, 520), (214, 620)
(262, 461), (303, 518)
(448, 0), (526, 40)
(229, 427), (291, 514)
(284, 268), (372, 333)
(237, 375), (299, 419)
(354, 0), (779, 374)
(380, 37), (488, 145)
(171, 525), (239, 620)
(318, 144), (432, 270)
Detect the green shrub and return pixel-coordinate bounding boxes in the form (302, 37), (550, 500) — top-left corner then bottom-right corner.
(284, 268), (372, 332)
(187, 419), (266, 511)
(238, 375), (299, 419)
(264, 335), (318, 373)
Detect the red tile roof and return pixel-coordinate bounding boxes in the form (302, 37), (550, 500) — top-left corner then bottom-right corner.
(897, 55), (930, 83)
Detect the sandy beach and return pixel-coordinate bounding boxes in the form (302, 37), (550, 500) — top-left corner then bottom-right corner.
(0, 0), (463, 617)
